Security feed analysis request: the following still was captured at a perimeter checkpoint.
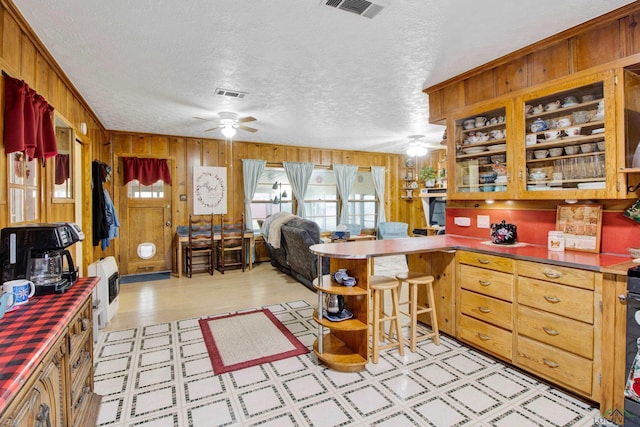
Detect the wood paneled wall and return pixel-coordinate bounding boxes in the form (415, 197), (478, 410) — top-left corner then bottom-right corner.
(0, 0), (110, 271)
(425, 3), (640, 123)
(105, 130), (443, 234)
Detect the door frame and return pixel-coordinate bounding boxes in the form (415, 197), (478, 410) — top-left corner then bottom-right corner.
(113, 154), (177, 274)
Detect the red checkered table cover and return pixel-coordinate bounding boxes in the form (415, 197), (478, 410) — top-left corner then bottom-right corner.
(0, 277), (97, 414)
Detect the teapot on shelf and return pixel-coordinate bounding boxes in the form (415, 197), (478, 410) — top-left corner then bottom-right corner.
(490, 220), (518, 245)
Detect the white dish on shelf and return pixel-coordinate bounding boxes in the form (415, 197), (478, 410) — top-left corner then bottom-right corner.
(526, 185), (550, 191)
(462, 147), (487, 154)
(576, 182), (605, 190)
(591, 128), (605, 134)
(486, 144), (506, 151)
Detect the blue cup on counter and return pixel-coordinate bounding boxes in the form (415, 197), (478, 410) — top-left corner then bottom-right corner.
(3, 279), (35, 306)
(0, 292), (16, 319)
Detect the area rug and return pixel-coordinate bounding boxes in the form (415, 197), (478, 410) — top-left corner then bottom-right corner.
(199, 308), (309, 374)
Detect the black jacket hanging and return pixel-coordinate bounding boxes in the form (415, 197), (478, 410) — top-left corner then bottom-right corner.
(92, 160), (109, 246)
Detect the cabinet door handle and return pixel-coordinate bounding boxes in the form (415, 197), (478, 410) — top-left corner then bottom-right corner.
(477, 333), (490, 341)
(478, 306), (491, 313)
(542, 326), (560, 336)
(543, 270), (561, 279)
(479, 280), (491, 286)
(477, 258), (490, 264)
(542, 358), (560, 368)
(543, 295), (561, 303)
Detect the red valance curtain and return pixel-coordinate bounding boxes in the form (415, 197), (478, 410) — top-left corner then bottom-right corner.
(122, 157), (172, 185)
(3, 76), (57, 160)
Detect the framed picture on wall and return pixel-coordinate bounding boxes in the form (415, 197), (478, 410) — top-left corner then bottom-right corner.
(555, 203), (602, 253)
(193, 166), (227, 215)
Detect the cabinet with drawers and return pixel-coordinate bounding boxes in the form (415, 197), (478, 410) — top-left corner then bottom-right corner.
(456, 251), (515, 361)
(514, 259), (601, 400)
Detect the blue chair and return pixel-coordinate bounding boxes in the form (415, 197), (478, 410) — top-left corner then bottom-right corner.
(377, 222), (409, 240)
(342, 223), (362, 235)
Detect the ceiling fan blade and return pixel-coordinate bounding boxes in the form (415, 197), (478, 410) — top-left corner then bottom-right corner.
(238, 125), (258, 133)
(204, 125), (222, 132)
(238, 116), (256, 123)
(193, 116), (216, 122)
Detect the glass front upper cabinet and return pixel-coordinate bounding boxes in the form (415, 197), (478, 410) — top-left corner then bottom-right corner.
(451, 102), (511, 199)
(519, 71), (615, 199)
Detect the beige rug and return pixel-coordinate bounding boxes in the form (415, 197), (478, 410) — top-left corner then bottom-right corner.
(199, 309), (308, 374)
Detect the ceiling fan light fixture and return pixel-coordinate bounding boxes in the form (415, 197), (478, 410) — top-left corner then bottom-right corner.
(406, 145), (427, 157)
(221, 122), (237, 138)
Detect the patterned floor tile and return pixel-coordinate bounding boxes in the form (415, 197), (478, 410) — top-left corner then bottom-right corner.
(95, 299), (603, 427)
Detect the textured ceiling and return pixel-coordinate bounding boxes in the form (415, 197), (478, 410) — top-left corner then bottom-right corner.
(12, 0), (635, 154)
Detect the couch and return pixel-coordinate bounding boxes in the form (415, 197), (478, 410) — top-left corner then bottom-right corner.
(261, 214), (329, 290)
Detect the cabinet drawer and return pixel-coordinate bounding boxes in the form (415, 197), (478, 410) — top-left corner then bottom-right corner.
(517, 260), (594, 290)
(458, 251), (514, 273)
(459, 264), (513, 301)
(517, 277), (594, 323)
(460, 290), (512, 330)
(458, 314), (512, 360)
(516, 336), (592, 395)
(517, 305), (594, 359)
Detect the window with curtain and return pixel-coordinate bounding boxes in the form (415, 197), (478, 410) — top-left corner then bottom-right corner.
(249, 167), (293, 230)
(127, 180), (165, 198)
(347, 171), (377, 229)
(122, 157), (171, 199)
(305, 169), (338, 231)
(8, 152), (38, 223)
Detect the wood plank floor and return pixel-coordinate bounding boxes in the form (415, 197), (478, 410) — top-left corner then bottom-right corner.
(104, 262), (317, 331)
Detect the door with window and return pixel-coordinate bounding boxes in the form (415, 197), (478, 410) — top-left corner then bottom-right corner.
(118, 158), (173, 275)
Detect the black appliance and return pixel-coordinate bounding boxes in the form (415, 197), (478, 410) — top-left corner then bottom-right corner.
(0, 222), (84, 295)
(625, 265), (640, 426)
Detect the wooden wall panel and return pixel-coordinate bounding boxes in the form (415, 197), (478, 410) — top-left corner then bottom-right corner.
(112, 134), (132, 155)
(34, 52), (48, 97)
(2, 10), (19, 72)
(495, 57), (528, 96)
(576, 20), (622, 71)
(427, 89), (444, 123)
(19, 35), (35, 83)
(624, 13), (640, 55)
(529, 40), (571, 86)
(465, 70), (495, 106)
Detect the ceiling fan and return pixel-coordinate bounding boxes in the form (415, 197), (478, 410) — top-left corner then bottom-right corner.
(193, 111), (258, 138)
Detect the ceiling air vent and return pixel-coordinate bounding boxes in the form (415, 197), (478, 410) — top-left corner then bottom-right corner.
(321, 0), (385, 19)
(215, 88), (247, 99)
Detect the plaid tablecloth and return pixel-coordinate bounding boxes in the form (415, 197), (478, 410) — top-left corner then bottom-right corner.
(0, 277), (97, 413)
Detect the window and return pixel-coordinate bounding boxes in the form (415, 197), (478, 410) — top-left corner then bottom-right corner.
(127, 180), (165, 198)
(305, 170), (338, 231)
(347, 172), (377, 229)
(250, 167), (292, 230)
(52, 116), (73, 200)
(8, 152), (39, 223)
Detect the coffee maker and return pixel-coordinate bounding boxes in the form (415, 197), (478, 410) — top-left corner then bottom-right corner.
(0, 223), (84, 295)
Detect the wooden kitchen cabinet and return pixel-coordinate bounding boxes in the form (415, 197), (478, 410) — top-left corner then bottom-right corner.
(456, 251), (515, 361)
(0, 333), (67, 427)
(515, 259), (602, 400)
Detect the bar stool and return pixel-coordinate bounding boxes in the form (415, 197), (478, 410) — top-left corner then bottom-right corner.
(394, 272), (440, 352)
(369, 275), (404, 363)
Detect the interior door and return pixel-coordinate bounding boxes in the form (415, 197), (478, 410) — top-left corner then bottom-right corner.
(118, 160), (173, 275)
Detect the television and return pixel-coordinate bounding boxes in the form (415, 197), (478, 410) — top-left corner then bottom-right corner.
(429, 197), (446, 227)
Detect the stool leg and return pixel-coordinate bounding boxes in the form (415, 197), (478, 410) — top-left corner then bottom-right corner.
(409, 283), (418, 352)
(391, 286), (404, 357)
(427, 283), (440, 345)
(372, 289), (380, 364)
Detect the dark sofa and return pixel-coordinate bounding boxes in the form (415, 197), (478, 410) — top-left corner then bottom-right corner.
(262, 215), (329, 290)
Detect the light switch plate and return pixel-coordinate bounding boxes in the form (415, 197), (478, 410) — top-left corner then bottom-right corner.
(454, 217), (471, 226)
(477, 215), (490, 229)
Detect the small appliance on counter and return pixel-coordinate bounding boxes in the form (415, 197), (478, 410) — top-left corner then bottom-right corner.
(0, 222), (84, 295)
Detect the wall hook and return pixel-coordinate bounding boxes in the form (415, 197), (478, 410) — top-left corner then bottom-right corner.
(628, 182), (640, 193)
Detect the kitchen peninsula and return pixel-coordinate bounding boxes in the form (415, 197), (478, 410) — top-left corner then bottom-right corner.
(310, 234), (632, 413)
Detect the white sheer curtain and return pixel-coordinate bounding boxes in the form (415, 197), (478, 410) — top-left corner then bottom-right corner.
(241, 159), (266, 228)
(283, 161), (313, 218)
(371, 166), (386, 225)
(333, 164), (358, 225)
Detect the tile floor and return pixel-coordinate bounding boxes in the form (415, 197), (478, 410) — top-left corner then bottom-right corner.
(94, 298), (606, 427)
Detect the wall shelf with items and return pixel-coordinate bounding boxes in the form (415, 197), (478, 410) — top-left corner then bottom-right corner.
(401, 157), (418, 200)
(450, 102), (511, 199)
(519, 71), (615, 199)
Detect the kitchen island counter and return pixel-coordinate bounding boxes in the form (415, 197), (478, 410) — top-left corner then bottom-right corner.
(310, 234), (630, 271)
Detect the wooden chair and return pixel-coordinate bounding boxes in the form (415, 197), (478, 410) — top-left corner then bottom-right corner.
(216, 213), (246, 274)
(184, 214), (214, 278)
